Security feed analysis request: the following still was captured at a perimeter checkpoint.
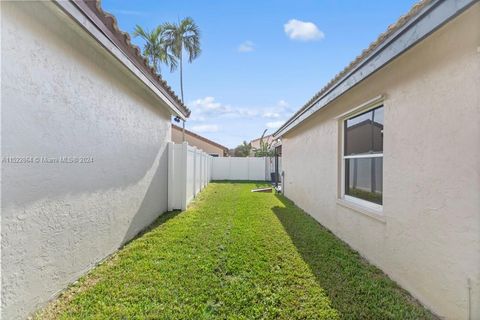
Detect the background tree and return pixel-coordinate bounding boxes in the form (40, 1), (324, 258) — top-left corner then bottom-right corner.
(162, 17), (201, 103)
(253, 130), (275, 157)
(234, 141), (253, 157)
(132, 25), (177, 74)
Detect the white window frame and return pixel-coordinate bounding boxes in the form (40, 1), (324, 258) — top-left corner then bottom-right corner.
(339, 98), (384, 213)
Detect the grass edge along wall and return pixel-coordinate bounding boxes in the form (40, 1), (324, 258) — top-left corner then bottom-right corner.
(278, 4), (480, 320)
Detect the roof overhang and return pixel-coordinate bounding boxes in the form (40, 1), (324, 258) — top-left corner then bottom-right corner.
(53, 0), (190, 119)
(274, 0), (478, 138)
(172, 124), (229, 151)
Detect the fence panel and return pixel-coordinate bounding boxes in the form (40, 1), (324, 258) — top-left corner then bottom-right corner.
(212, 157), (230, 180)
(211, 157), (269, 181)
(169, 152), (271, 209)
(248, 157), (266, 180)
(168, 142), (213, 210)
(186, 146), (195, 204)
(229, 158), (249, 180)
(202, 153), (207, 188)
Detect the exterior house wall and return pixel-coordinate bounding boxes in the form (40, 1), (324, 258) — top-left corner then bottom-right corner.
(1, 2), (173, 319)
(281, 5), (480, 320)
(172, 126), (226, 156)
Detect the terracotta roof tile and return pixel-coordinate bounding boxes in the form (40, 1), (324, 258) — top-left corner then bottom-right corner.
(74, 0), (191, 117)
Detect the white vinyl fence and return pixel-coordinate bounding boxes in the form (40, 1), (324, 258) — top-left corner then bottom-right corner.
(167, 143), (281, 210)
(168, 142), (212, 210)
(212, 157), (271, 181)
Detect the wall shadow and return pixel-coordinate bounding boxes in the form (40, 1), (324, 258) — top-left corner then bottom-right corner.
(211, 180), (271, 189)
(121, 147), (170, 244)
(271, 194), (436, 319)
(121, 209), (182, 248)
(211, 180), (269, 184)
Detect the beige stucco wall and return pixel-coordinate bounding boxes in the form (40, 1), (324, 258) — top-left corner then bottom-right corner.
(250, 135), (274, 150)
(172, 126), (226, 156)
(281, 4), (480, 320)
(1, 2), (173, 319)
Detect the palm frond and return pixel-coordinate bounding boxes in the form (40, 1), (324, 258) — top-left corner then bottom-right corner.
(132, 24), (179, 74)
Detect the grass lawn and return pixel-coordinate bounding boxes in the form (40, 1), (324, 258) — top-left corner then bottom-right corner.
(37, 182), (435, 319)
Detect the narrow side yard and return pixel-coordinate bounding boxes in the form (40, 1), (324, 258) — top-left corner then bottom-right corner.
(37, 182), (434, 319)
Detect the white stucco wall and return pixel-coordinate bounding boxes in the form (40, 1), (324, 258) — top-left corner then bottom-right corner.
(1, 2), (174, 319)
(281, 4), (480, 320)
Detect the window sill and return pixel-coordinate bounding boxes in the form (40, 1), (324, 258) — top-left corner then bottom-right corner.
(336, 198), (386, 224)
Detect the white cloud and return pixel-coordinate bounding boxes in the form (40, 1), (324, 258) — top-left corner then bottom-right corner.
(277, 100), (289, 108)
(190, 96), (223, 112)
(263, 112), (280, 119)
(266, 120), (286, 129)
(261, 100), (292, 119)
(188, 96), (259, 121)
(184, 97), (295, 146)
(238, 41), (255, 52)
(190, 124), (219, 133)
(284, 19), (324, 41)
(187, 98), (294, 132)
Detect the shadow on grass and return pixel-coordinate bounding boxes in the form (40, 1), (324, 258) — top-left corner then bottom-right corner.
(211, 180), (272, 188)
(121, 210), (182, 248)
(211, 180), (272, 189)
(272, 194), (436, 320)
(211, 180), (269, 184)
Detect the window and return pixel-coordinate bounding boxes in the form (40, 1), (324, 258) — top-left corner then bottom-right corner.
(343, 105), (383, 207)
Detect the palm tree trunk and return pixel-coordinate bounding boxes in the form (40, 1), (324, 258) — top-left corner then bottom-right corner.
(153, 57), (159, 74)
(180, 50), (184, 103)
(179, 49), (186, 142)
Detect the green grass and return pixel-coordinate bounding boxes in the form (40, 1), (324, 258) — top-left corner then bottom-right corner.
(37, 182), (434, 319)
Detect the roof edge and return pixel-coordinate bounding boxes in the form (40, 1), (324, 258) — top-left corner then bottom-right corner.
(274, 0), (477, 138)
(172, 124), (229, 151)
(250, 134), (274, 143)
(54, 0), (191, 118)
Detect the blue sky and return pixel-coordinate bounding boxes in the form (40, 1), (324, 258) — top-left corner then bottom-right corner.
(102, 0), (417, 148)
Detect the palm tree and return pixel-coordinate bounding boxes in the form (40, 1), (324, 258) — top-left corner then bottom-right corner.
(162, 17), (201, 103)
(162, 18), (201, 142)
(132, 25), (177, 74)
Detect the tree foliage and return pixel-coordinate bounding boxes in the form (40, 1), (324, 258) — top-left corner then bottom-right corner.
(253, 129), (275, 157)
(132, 25), (177, 74)
(161, 17), (201, 102)
(233, 141), (253, 157)
(132, 17), (201, 104)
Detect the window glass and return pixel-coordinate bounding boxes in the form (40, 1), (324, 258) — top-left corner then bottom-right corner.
(345, 106), (383, 156)
(372, 107), (383, 153)
(345, 157), (383, 205)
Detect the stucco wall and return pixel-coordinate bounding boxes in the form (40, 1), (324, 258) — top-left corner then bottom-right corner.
(250, 135), (274, 150)
(281, 5), (480, 320)
(172, 126), (226, 156)
(1, 2), (173, 319)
